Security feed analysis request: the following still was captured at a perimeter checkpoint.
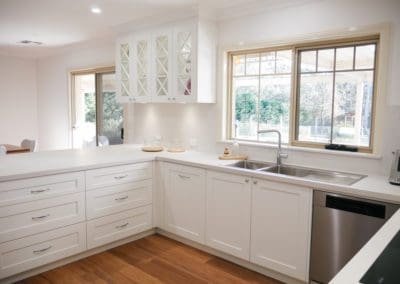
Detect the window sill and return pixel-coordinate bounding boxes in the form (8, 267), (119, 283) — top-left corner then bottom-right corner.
(217, 140), (382, 160)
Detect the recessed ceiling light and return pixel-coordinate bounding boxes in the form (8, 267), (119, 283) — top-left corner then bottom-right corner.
(91, 6), (102, 14)
(348, 26), (358, 32)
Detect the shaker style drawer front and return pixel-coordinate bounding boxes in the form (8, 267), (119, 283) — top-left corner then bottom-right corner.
(0, 193), (85, 243)
(87, 205), (152, 249)
(86, 180), (153, 220)
(0, 222), (86, 279)
(86, 163), (152, 190)
(0, 172), (85, 207)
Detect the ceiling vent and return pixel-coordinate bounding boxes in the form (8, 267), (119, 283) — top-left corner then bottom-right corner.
(19, 40), (43, 45)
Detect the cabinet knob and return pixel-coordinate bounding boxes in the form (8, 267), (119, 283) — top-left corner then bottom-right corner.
(253, 180), (258, 185)
(173, 98), (176, 100)
(245, 178), (249, 183)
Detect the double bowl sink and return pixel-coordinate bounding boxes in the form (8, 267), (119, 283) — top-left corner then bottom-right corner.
(227, 160), (366, 186)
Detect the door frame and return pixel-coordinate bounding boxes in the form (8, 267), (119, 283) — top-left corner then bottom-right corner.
(69, 66), (117, 148)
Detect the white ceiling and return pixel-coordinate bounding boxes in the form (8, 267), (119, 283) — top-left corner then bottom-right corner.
(0, 0), (314, 58)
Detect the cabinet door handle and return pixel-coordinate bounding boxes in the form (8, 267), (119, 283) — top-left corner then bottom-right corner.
(114, 174), (128, 180)
(33, 245), (52, 254)
(31, 188), (50, 194)
(32, 214), (50, 220)
(115, 196), (129, 201)
(253, 180), (258, 185)
(245, 179), (250, 183)
(178, 174), (191, 179)
(116, 223), (129, 229)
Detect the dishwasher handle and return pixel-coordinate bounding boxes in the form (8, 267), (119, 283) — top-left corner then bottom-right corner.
(326, 195), (386, 219)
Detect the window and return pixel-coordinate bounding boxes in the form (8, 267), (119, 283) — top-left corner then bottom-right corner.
(71, 67), (124, 149)
(230, 49), (292, 143)
(228, 36), (378, 152)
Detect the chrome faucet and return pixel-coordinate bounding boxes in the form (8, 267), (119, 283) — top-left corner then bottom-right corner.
(257, 129), (288, 167)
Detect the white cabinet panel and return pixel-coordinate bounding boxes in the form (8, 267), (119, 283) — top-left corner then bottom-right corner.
(163, 163), (205, 244)
(206, 171), (251, 260)
(86, 162), (152, 190)
(87, 205), (152, 249)
(251, 179), (312, 281)
(86, 180), (152, 220)
(0, 172), (84, 207)
(0, 222), (86, 279)
(0, 193), (85, 243)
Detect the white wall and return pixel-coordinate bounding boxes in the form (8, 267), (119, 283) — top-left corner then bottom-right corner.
(36, 42), (115, 150)
(0, 54), (37, 145)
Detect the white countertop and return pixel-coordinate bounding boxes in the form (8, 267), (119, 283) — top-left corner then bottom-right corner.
(1, 144), (400, 203)
(1, 144), (400, 282)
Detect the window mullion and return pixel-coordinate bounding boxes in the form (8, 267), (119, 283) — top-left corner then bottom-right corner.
(256, 53), (261, 141)
(329, 48), (337, 144)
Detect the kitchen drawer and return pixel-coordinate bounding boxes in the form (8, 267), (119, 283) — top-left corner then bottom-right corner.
(86, 180), (152, 220)
(0, 222), (86, 279)
(87, 205), (152, 249)
(0, 193), (85, 243)
(86, 163), (152, 190)
(0, 172), (85, 207)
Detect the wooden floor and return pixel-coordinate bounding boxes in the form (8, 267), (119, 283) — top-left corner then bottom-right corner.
(18, 234), (283, 284)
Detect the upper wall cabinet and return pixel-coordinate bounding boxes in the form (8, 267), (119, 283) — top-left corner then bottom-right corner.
(115, 35), (132, 103)
(116, 18), (217, 103)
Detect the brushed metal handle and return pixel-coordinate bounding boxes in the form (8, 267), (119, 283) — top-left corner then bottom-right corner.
(116, 223), (129, 229)
(114, 174), (128, 180)
(31, 188), (50, 194)
(178, 174), (191, 179)
(245, 179), (250, 183)
(33, 245), (52, 254)
(115, 196), (129, 201)
(32, 214), (50, 220)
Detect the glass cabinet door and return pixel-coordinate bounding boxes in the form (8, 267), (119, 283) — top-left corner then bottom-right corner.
(176, 30), (192, 98)
(136, 39), (149, 99)
(118, 42), (130, 100)
(155, 34), (170, 99)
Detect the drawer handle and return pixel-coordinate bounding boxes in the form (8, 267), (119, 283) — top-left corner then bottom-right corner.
(178, 174), (191, 179)
(33, 245), (52, 254)
(114, 174), (128, 180)
(31, 188), (50, 194)
(32, 214), (50, 220)
(116, 223), (129, 229)
(115, 196), (129, 201)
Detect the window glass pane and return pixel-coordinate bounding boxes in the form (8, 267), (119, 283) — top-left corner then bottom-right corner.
(246, 54), (260, 75)
(232, 77), (259, 140)
(261, 52), (275, 74)
(317, 49), (334, 72)
(233, 55), (245, 76)
(300, 50), (316, 72)
(276, 50), (292, 74)
(335, 47), (354, 70)
(298, 73), (333, 143)
(332, 71), (373, 147)
(355, 44), (375, 69)
(259, 75), (291, 143)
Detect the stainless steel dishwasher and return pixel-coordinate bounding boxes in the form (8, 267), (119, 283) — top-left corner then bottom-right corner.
(310, 191), (399, 284)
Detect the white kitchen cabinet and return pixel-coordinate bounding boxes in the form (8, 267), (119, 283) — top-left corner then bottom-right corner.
(250, 179), (312, 281)
(115, 35), (133, 103)
(163, 163), (206, 244)
(206, 171), (251, 260)
(115, 18), (216, 103)
(152, 29), (173, 102)
(132, 32), (152, 103)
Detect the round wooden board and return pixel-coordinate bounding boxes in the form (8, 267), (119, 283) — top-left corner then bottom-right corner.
(141, 146), (164, 152)
(167, 148), (186, 153)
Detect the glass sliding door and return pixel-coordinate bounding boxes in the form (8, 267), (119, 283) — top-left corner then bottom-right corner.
(71, 68), (124, 149)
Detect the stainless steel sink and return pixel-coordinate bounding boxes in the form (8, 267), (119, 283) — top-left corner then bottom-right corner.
(227, 160), (275, 170)
(259, 165), (366, 185)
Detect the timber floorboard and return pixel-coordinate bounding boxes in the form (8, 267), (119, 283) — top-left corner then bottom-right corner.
(18, 234), (283, 284)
